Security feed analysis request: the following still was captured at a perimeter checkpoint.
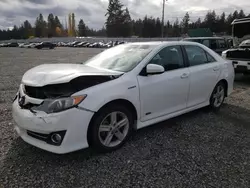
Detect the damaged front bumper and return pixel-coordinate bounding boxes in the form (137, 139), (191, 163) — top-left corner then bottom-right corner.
(12, 99), (94, 154)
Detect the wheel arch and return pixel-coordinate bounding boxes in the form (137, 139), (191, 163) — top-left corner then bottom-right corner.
(218, 79), (228, 97)
(87, 99), (138, 146)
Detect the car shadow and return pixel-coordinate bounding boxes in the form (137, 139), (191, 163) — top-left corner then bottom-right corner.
(2, 103), (250, 187)
(234, 73), (250, 87)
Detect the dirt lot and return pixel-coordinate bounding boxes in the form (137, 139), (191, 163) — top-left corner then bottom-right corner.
(0, 47), (250, 188)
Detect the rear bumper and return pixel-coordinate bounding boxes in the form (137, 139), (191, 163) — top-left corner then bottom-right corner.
(232, 60), (250, 74)
(12, 99), (94, 154)
(235, 67), (250, 74)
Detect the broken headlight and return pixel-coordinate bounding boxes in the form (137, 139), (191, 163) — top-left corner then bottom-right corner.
(32, 95), (87, 114)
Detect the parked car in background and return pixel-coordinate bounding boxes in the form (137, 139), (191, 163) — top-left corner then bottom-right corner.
(89, 42), (99, 48)
(19, 43), (29, 48)
(0, 40), (127, 49)
(104, 41), (114, 48)
(57, 42), (67, 47)
(222, 17), (250, 75)
(0, 43), (7, 47)
(26, 43), (38, 48)
(82, 42), (91, 47)
(12, 41), (234, 154)
(68, 41), (81, 47)
(4, 42), (19, 47)
(35, 42), (56, 49)
(182, 37), (228, 55)
(222, 39), (250, 75)
(74, 42), (88, 47)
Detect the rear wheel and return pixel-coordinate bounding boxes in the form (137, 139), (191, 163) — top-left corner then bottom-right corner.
(90, 105), (133, 152)
(209, 82), (226, 111)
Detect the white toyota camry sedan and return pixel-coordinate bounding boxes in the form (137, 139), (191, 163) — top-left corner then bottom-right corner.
(12, 41), (234, 154)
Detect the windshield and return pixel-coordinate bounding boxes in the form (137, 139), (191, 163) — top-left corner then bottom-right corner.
(232, 21), (250, 46)
(83, 44), (156, 72)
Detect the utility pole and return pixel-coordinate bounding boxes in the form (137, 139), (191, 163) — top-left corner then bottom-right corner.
(161, 0), (166, 38)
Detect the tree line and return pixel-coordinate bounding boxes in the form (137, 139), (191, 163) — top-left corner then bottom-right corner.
(0, 0), (249, 40)
(105, 0), (249, 37)
(0, 13), (106, 40)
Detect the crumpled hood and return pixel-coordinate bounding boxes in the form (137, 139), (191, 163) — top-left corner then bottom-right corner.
(22, 64), (123, 87)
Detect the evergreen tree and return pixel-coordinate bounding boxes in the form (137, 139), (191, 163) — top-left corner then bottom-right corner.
(195, 18), (201, 28)
(218, 12), (226, 34)
(173, 18), (180, 37)
(78, 19), (87, 36)
(165, 20), (173, 37)
(23, 20), (33, 38)
(133, 19), (143, 37)
(204, 10), (217, 32)
(238, 9), (246, 18)
(35, 13), (47, 37)
(120, 8), (132, 37)
(142, 16), (148, 37)
(226, 13), (234, 34)
(105, 0), (132, 37)
(155, 18), (162, 37)
(54, 16), (62, 28)
(181, 12), (190, 33)
(48, 13), (56, 37)
(105, 0), (124, 37)
(232, 10), (239, 20)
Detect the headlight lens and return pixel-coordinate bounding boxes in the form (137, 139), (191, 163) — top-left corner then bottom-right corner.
(32, 95), (87, 114)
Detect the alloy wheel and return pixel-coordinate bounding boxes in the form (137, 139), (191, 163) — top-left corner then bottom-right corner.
(212, 85), (225, 107)
(98, 111), (129, 148)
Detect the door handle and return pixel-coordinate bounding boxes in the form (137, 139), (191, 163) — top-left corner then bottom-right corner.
(181, 73), (189, 79)
(213, 66), (220, 71)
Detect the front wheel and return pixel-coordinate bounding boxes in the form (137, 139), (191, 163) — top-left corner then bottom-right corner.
(209, 82), (226, 111)
(90, 105), (133, 152)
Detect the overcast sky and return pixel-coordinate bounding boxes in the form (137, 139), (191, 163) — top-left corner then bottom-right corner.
(0, 0), (250, 30)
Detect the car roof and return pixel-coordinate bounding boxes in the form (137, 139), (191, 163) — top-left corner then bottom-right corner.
(232, 17), (250, 25)
(240, 39), (250, 46)
(183, 37), (225, 40)
(124, 41), (205, 47)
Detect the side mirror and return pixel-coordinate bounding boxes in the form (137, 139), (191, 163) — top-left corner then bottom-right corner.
(146, 64), (165, 75)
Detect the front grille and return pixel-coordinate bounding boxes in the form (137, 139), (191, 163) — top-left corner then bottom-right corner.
(24, 84), (73, 99)
(227, 50), (250, 60)
(25, 86), (47, 99)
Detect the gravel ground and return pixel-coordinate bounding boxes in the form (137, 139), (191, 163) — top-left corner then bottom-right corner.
(0, 47), (250, 188)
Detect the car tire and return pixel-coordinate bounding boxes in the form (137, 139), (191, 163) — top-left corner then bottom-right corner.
(209, 82), (226, 111)
(90, 104), (133, 152)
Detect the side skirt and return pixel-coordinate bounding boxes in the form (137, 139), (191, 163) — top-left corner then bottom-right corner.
(136, 101), (209, 130)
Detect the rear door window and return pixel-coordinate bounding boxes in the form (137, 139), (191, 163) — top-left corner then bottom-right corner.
(184, 45), (214, 66)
